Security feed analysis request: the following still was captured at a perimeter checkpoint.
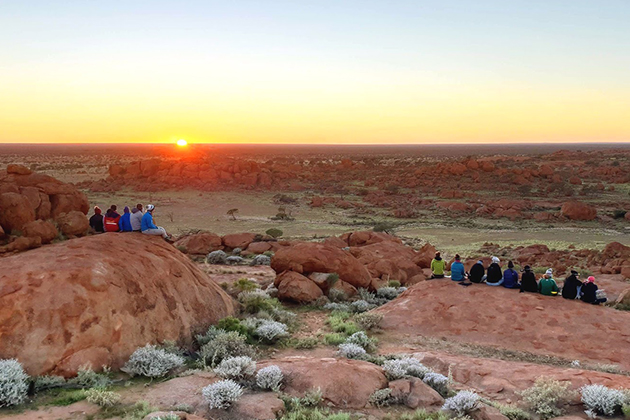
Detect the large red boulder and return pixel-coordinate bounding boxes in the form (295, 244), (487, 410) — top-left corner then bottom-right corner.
(22, 220), (58, 244)
(222, 232), (257, 250)
(0, 192), (36, 233)
(340, 231), (403, 247)
(0, 234), (235, 377)
(561, 201), (597, 221)
(56, 211), (89, 237)
(275, 271), (323, 303)
(271, 242), (372, 289)
(350, 241), (424, 284)
(6, 164), (32, 175)
(174, 232), (222, 255)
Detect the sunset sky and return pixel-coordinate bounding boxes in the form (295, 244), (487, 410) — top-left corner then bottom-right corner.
(1, 1), (629, 144)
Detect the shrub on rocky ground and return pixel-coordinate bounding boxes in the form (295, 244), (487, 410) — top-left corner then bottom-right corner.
(202, 379), (243, 409)
(395, 409), (451, 420)
(323, 302), (352, 312)
(0, 359), (29, 407)
(369, 388), (399, 407)
(337, 343), (367, 360)
(85, 388), (121, 407)
(422, 372), (449, 397)
(217, 317), (252, 339)
(344, 331), (377, 353)
(281, 388), (323, 411)
(324, 333), (346, 345)
(581, 384), (625, 416)
(250, 255), (271, 266)
(238, 289), (280, 314)
(34, 375), (66, 392)
(226, 256), (243, 265)
(520, 377), (570, 420)
(377, 286), (400, 300)
(214, 356), (256, 380)
(199, 330), (256, 367)
(442, 390), (480, 416)
(328, 288), (347, 303)
(153, 413), (180, 420)
(351, 299), (376, 313)
(383, 357), (433, 380)
(355, 312), (383, 330)
(491, 403), (531, 420)
(123, 345), (185, 378)
(256, 365), (284, 391)
(206, 250), (227, 264)
(70, 366), (113, 389)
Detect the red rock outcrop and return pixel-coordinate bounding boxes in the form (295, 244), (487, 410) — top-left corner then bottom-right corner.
(275, 271), (323, 303)
(0, 234), (235, 376)
(22, 220), (58, 244)
(561, 201), (597, 221)
(174, 232), (223, 255)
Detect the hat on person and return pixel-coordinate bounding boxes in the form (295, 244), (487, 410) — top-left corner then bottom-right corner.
(131, 207), (139, 213)
(586, 276), (595, 283)
(492, 256), (500, 264)
(94, 206), (102, 215)
(123, 206), (130, 213)
(435, 251), (441, 257)
(146, 204), (155, 212)
(508, 261), (514, 268)
(523, 265), (531, 272)
(545, 268), (553, 276)
(455, 254), (461, 261)
(571, 269), (579, 275)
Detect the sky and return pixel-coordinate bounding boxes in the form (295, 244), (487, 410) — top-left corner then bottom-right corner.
(1, 1), (629, 145)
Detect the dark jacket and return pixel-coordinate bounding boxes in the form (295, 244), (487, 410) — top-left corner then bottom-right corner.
(470, 262), (485, 283)
(89, 214), (104, 233)
(487, 263), (503, 284)
(520, 270), (538, 293)
(581, 282), (599, 304)
(562, 274), (582, 299)
(502, 268), (520, 289)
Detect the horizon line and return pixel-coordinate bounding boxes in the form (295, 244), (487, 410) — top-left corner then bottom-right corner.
(1, 141), (630, 146)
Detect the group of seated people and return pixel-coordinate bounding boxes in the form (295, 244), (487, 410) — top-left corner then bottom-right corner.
(431, 252), (607, 305)
(88, 203), (171, 240)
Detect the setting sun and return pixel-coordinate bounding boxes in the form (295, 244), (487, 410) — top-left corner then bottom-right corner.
(176, 139), (188, 147)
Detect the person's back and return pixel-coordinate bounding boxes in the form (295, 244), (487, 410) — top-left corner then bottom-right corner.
(470, 261), (485, 283)
(539, 275), (559, 296)
(520, 267), (537, 293)
(141, 211), (156, 231)
(89, 207), (104, 233)
(450, 256), (465, 282)
(581, 281), (598, 303)
(130, 208), (143, 231)
(486, 258), (503, 285)
(119, 207), (133, 232)
(431, 252), (446, 279)
(562, 272), (582, 299)
(502, 268), (520, 289)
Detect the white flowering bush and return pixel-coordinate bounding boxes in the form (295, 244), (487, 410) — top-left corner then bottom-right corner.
(250, 255), (271, 266)
(256, 365), (284, 391)
(199, 331), (256, 367)
(254, 320), (289, 343)
(376, 286), (400, 300)
(442, 390), (480, 415)
(202, 379), (243, 409)
(581, 384), (625, 416)
(423, 372), (449, 397)
(123, 345), (185, 377)
(337, 343), (367, 359)
(71, 366), (113, 389)
(351, 300), (375, 313)
(226, 256), (243, 265)
(0, 359), (29, 407)
(344, 331), (377, 353)
(213, 356), (256, 380)
(206, 250), (227, 264)
(323, 302), (352, 312)
(382, 357), (433, 380)
(369, 388), (398, 407)
(520, 377), (570, 420)
(85, 388), (122, 407)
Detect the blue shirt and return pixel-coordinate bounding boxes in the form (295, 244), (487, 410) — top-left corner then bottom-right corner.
(502, 268), (520, 288)
(141, 212), (158, 231)
(118, 213), (133, 232)
(450, 261), (466, 281)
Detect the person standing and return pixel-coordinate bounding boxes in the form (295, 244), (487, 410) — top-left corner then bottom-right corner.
(130, 203), (144, 232)
(561, 270), (582, 299)
(141, 204), (170, 239)
(118, 206), (133, 232)
(430, 252), (446, 279)
(450, 254), (466, 282)
(89, 206), (105, 233)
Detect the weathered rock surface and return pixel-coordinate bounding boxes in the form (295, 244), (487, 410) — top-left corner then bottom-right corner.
(377, 281), (630, 370)
(258, 356), (388, 408)
(0, 234), (235, 376)
(174, 232), (223, 255)
(56, 211), (89, 237)
(275, 271), (324, 303)
(561, 201), (597, 221)
(22, 220), (58, 244)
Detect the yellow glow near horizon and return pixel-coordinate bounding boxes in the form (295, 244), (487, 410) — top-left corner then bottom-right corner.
(176, 139), (188, 147)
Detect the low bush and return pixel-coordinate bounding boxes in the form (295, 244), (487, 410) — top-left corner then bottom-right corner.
(355, 312), (383, 331)
(206, 250), (227, 264)
(492, 403), (531, 420)
(441, 390), (480, 416)
(337, 343), (367, 360)
(34, 375), (66, 392)
(383, 357), (433, 380)
(217, 317), (251, 339)
(0, 359), (29, 407)
(123, 345), (185, 378)
(351, 299), (375, 313)
(250, 255), (272, 266)
(369, 388), (399, 407)
(214, 356), (256, 380)
(199, 331), (256, 367)
(323, 302), (352, 312)
(422, 372), (449, 397)
(396, 409), (451, 420)
(288, 337), (319, 349)
(281, 388), (323, 411)
(387, 280), (402, 288)
(196, 326), (227, 346)
(581, 384), (625, 416)
(520, 377), (570, 420)
(266, 228), (283, 238)
(85, 388), (121, 407)
(202, 379), (243, 409)
(153, 413), (180, 420)
(256, 365), (284, 391)
(324, 333), (346, 345)
(376, 286), (400, 300)
(344, 331), (378, 353)
(234, 278), (259, 292)
(327, 312), (360, 335)
(254, 320), (289, 343)
(328, 288), (347, 303)
(70, 366), (113, 389)
(238, 290), (280, 314)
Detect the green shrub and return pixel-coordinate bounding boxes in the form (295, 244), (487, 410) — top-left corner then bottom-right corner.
(235, 278), (259, 292)
(622, 404), (630, 419)
(492, 403), (531, 420)
(327, 312), (360, 335)
(288, 337), (319, 349)
(520, 377), (570, 420)
(85, 388), (121, 407)
(48, 389), (87, 406)
(387, 280), (401, 288)
(34, 375), (66, 393)
(355, 312), (383, 331)
(369, 388), (398, 407)
(217, 317), (251, 338)
(238, 290), (280, 314)
(266, 228), (284, 238)
(199, 331), (256, 367)
(70, 366), (112, 389)
(324, 333), (346, 345)
(396, 409), (451, 420)
(0, 359), (29, 407)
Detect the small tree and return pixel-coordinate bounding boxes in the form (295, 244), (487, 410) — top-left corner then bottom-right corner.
(265, 228), (283, 238)
(227, 209), (239, 221)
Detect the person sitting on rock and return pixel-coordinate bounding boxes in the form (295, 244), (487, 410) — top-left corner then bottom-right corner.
(130, 203), (144, 232)
(561, 270), (582, 299)
(502, 261), (520, 289)
(104, 205), (121, 232)
(450, 254), (466, 282)
(141, 204), (171, 240)
(88, 206), (105, 233)
(486, 256), (503, 286)
(469, 260), (485, 283)
(431, 252), (446, 279)
(538, 269), (559, 296)
(520, 265), (538, 293)
(580, 276), (607, 305)
(118, 206), (133, 232)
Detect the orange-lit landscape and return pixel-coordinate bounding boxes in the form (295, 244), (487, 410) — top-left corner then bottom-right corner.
(1, 2), (630, 419)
